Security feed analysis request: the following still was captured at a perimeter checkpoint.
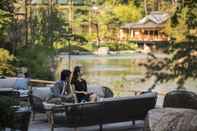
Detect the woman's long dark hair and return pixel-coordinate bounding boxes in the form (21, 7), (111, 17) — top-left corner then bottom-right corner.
(71, 66), (81, 84)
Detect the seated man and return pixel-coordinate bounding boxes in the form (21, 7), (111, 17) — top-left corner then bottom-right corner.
(49, 69), (75, 103)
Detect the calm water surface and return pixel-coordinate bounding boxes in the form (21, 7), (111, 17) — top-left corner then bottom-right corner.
(56, 53), (197, 98)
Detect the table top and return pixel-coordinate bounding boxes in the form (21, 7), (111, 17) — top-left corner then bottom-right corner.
(43, 102), (74, 110)
(0, 88), (15, 91)
(43, 101), (98, 110)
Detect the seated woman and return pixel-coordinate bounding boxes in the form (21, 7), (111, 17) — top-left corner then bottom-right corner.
(71, 66), (97, 103)
(50, 69), (74, 103)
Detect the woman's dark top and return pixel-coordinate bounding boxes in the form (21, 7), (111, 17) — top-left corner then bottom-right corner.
(72, 79), (89, 102)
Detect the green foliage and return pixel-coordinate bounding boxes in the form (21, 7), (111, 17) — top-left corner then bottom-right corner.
(0, 9), (11, 36)
(73, 1), (143, 43)
(142, 0), (197, 89)
(0, 96), (19, 128)
(142, 38), (197, 89)
(0, 0), (13, 43)
(31, 7), (69, 47)
(57, 43), (93, 52)
(113, 3), (143, 23)
(164, 7), (190, 42)
(164, 0), (197, 42)
(100, 43), (138, 51)
(0, 48), (15, 76)
(105, 0), (129, 5)
(81, 43), (97, 51)
(15, 46), (55, 80)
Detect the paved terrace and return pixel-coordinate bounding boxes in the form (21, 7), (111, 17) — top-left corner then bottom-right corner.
(28, 93), (165, 131)
(29, 114), (144, 131)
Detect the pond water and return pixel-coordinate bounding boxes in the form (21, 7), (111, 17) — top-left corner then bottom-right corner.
(56, 53), (197, 99)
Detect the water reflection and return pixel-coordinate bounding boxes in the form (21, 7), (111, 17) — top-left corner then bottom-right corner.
(56, 54), (197, 97)
(55, 55), (145, 96)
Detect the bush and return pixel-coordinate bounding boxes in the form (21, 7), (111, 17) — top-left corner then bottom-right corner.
(0, 96), (19, 128)
(58, 44), (91, 52)
(15, 46), (55, 80)
(81, 43), (97, 52)
(0, 48), (16, 76)
(100, 42), (138, 51)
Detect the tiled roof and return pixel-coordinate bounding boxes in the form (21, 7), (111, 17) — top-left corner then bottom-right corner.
(139, 11), (169, 24)
(121, 11), (170, 29)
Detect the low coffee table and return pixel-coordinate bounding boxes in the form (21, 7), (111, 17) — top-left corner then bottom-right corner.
(43, 102), (75, 131)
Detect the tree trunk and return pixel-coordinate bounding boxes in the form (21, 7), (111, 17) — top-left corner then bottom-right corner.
(154, 0), (160, 10)
(144, 0), (148, 15)
(95, 23), (100, 48)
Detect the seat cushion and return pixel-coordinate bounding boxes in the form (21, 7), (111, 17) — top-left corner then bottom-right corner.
(15, 78), (29, 90)
(0, 78), (17, 89)
(87, 85), (105, 98)
(32, 87), (52, 101)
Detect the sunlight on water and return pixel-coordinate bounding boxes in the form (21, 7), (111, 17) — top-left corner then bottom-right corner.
(56, 54), (197, 97)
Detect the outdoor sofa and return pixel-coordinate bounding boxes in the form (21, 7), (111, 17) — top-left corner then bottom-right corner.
(29, 85), (114, 120)
(64, 92), (157, 131)
(0, 77), (29, 97)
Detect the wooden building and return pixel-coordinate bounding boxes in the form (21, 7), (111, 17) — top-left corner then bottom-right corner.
(120, 11), (170, 43)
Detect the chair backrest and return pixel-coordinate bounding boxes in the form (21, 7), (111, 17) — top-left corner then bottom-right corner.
(65, 92), (157, 127)
(29, 87), (52, 113)
(0, 78), (17, 89)
(0, 78), (29, 90)
(100, 92), (157, 123)
(102, 86), (114, 98)
(87, 85), (105, 98)
(163, 90), (197, 110)
(87, 85), (114, 98)
(31, 87), (52, 101)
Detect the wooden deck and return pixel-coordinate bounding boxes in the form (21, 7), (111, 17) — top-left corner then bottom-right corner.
(29, 114), (144, 131)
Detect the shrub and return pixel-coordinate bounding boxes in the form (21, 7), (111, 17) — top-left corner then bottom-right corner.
(15, 46), (55, 80)
(100, 42), (138, 51)
(0, 48), (15, 76)
(0, 96), (19, 128)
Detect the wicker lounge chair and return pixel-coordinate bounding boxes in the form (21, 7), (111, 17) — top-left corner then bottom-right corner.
(163, 90), (197, 109)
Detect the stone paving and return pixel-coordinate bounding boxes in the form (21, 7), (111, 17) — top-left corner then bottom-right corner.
(29, 114), (144, 131)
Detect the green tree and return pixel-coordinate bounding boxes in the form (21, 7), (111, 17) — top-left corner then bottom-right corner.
(113, 3), (143, 23)
(142, 0), (197, 89)
(15, 46), (55, 80)
(164, 7), (190, 42)
(0, 9), (11, 40)
(30, 7), (69, 47)
(0, 0), (14, 50)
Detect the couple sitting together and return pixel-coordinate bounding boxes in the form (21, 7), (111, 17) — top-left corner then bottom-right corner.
(50, 66), (97, 103)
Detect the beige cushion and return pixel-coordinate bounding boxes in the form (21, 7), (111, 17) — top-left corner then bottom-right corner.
(87, 85), (104, 98)
(0, 78), (17, 89)
(32, 87), (52, 101)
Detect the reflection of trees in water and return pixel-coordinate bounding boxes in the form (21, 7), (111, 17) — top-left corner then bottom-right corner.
(111, 75), (144, 96)
(56, 55), (197, 96)
(56, 55), (145, 95)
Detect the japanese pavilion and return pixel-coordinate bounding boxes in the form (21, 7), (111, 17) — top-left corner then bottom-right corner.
(120, 11), (170, 43)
